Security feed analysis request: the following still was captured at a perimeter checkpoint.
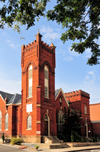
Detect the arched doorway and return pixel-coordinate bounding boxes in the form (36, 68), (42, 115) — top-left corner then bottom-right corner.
(44, 114), (50, 136)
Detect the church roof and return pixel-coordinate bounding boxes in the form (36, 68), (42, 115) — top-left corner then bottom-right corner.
(55, 88), (69, 107)
(55, 89), (61, 99)
(0, 91), (21, 105)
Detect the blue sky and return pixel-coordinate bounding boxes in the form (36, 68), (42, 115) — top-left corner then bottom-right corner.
(0, 1), (100, 104)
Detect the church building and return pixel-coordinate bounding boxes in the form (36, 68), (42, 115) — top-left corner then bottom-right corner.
(0, 32), (92, 143)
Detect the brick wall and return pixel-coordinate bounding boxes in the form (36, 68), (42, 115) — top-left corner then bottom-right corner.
(21, 32), (57, 140)
(65, 90), (92, 137)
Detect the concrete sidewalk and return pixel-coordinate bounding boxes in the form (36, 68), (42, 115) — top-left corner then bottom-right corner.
(26, 144), (100, 152)
(0, 143), (100, 152)
(47, 145), (100, 152)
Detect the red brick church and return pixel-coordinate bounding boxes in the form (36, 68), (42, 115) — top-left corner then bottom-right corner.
(0, 32), (92, 142)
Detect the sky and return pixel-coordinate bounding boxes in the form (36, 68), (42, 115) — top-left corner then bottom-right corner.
(0, 1), (100, 104)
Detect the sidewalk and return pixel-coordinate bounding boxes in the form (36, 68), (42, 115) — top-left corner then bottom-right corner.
(25, 143), (100, 152)
(0, 142), (100, 152)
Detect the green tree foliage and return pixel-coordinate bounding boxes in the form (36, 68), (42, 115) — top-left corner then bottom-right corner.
(58, 108), (82, 142)
(0, 0), (100, 65)
(0, 0), (49, 32)
(47, 0), (100, 65)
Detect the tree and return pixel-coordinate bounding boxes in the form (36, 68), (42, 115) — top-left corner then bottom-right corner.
(57, 108), (82, 142)
(0, 0), (100, 65)
(47, 0), (100, 65)
(0, 0), (49, 32)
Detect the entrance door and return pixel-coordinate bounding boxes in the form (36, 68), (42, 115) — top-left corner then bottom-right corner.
(44, 121), (48, 136)
(44, 114), (50, 136)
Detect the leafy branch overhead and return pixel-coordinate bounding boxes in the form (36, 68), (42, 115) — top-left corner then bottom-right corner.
(0, 0), (100, 65)
(0, 0), (49, 30)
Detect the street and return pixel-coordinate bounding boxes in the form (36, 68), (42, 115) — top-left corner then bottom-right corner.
(0, 144), (30, 152)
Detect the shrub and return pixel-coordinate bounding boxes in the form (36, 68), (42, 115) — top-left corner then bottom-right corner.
(10, 137), (22, 145)
(92, 137), (97, 142)
(71, 131), (74, 142)
(35, 145), (39, 150)
(2, 133), (5, 143)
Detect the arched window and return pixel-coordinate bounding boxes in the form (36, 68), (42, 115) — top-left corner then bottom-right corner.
(5, 113), (8, 130)
(0, 111), (2, 130)
(27, 115), (32, 129)
(44, 65), (49, 98)
(28, 65), (33, 98)
(84, 105), (87, 114)
(58, 110), (65, 131)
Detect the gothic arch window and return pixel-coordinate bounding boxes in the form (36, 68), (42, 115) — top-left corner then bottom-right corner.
(84, 105), (87, 114)
(5, 113), (8, 130)
(27, 115), (32, 129)
(28, 64), (33, 98)
(0, 111), (2, 130)
(58, 110), (65, 131)
(44, 65), (49, 98)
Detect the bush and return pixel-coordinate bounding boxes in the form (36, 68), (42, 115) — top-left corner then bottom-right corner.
(10, 137), (22, 145)
(2, 133), (5, 143)
(71, 131), (74, 142)
(92, 137), (97, 142)
(81, 139), (83, 143)
(35, 145), (39, 150)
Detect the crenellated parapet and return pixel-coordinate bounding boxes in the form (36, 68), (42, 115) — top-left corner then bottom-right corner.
(65, 90), (90, 99)
(41, 41), (56, 54)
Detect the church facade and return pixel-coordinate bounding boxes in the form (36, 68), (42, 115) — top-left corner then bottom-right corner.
(0, 32), (92, 143)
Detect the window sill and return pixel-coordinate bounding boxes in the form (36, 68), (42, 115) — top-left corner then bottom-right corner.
(26, 128), (32, 130)
(5, 129), (8, 131)
(44, 97), (50, 99)
(27, 96), (33, 99)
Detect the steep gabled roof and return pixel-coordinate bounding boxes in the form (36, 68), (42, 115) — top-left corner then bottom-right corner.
(0, 91), (13, 101)
(0, 91), (21, 105)
(55, 89), (61, 99)
(55, 88), (69, 107)
(8, 93), (21, 104)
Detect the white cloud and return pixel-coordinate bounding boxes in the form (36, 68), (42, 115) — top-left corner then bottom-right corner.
(88, 71), (95, 78)
(63, 56), (73, 62)
(84, 71), (95, 85)
(85, 48), (92, 59)
(40, 26), (53, 33)
(5, 39), (19, 50)
(40, 26), (60, 41)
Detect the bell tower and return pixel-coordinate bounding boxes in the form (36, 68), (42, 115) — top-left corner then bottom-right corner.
(21, 32), (57, 143)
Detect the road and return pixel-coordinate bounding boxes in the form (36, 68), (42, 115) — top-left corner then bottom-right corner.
(0, 144), (30, 152)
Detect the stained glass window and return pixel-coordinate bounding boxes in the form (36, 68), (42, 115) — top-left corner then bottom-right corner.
(5, 113), (8, 130)
(27, 115), (32, 129)
(58, 110), (65, 131)
(28, 65), (32, 97)
(44, 66), (49, 98)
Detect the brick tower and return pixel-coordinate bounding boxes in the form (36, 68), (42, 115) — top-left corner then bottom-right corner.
(65, 90), (92, 137)
(21, 32), (57, 143)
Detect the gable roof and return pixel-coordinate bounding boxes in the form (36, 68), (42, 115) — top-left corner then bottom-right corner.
(0, 91), (21, 105)
(55, 89), (61, 99)
(55, 88), (69, 107)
